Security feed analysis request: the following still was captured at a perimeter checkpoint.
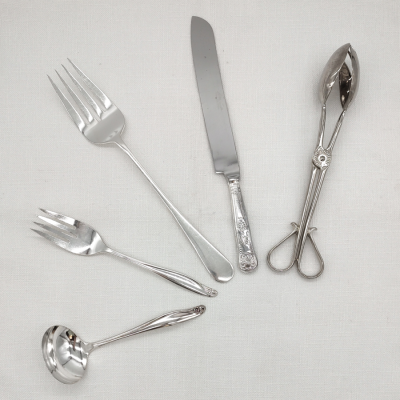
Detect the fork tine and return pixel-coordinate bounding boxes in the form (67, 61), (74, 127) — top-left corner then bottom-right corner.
(55, 70), (94, 123)
(31, 229), (69, 250)
(33, 222), (75, 241)
(48, 75), (86, 133)
(39, 209), (77, 226)
(62, 65), (103, 118)
(67, 59), (112, 109)
(36, 216), (76, 236)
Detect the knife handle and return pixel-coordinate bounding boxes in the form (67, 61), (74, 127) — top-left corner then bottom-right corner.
(228, 179), (258, 272)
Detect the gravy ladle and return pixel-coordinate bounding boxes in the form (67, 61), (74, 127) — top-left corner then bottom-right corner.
(42, 305), (205, 384)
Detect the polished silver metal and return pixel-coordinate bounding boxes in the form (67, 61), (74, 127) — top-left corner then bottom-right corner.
(48, 60), (233, 283)
(267, 44), (359, 279)
(191, 16), (257, 273)
(42, 305), (205, 384)
(32, 209), (217, 296)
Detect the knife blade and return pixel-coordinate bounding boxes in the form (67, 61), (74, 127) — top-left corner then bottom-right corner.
(191, 16), (258, 272)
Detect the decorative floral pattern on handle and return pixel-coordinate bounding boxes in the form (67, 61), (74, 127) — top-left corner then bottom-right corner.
(229, 179), (258, 272)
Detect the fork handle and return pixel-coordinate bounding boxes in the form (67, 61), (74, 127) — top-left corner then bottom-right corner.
(106, 248), (218, 297)
(90, 305), (205, 351)
(114, 138), (234, 283)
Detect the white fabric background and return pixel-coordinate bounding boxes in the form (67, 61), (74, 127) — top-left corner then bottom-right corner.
(1, 0), (399, 398)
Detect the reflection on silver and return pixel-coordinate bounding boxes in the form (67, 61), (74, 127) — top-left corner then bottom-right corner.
(32, 209), (217, 297)
(42, 305), (206, 384)
(267, 44), (360, 279)
(191, 16), (257, 273)
(48, 60), (234, 283)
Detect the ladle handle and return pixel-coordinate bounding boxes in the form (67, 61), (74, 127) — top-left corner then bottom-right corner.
(91, 306), (206, 350)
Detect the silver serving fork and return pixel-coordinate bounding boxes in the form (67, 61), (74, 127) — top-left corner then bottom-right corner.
(267, 44), (360, 279)
(32, 209), (218, 297)
(47, 60), (234, 283)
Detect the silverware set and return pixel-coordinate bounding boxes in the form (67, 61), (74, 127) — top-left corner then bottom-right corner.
(35, 16), (360, 384)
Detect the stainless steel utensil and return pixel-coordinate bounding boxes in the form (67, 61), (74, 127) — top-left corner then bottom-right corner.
(32, 209), (217, 296)
(42, 305), (205, 384)
(47, 60), (234, 283)
(191, 16), (257, 273)
(267, 43), (360, 279)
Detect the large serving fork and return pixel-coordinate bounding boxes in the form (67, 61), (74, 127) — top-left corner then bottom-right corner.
(267, 44), (359, 279)
(32, 209), (218, 297)
(47, 60), (234, 283)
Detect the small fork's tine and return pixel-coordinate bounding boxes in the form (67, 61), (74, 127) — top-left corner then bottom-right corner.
(33, 222), (75, 241)
(68, 59), (112, 110)
(39, 209), (77, 226)
(48, 75), (86, 132)
(55, 70), (94, 123)
(31, 229), (69, 250)
(61, 65), (103, 118)
(36, 216), (76, 236)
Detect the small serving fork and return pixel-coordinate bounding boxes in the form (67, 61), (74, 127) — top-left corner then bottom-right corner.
(47, 60), (234, 283)
(32, 209), (218, 297)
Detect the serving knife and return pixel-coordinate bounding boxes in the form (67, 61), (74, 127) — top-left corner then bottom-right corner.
(191, 16), (258, 272)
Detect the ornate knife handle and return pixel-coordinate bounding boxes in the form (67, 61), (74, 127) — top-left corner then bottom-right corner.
(228, 179), (258, 272)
